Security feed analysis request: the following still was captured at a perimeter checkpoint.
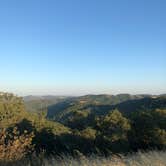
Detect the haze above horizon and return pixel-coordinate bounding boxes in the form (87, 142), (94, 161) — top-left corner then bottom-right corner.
(0, 0), (166, 96)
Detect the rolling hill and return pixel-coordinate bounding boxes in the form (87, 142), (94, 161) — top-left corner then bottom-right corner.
(23, 95), (70, 113)
(46, 94), (166, 128)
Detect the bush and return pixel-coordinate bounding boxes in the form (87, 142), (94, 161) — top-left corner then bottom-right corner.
(0, 127), (34, 161)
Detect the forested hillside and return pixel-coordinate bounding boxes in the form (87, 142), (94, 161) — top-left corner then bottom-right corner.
(0, 92), (70, 161)
(45, 94), (143, 119)
(0, 92), (166, 163)
(47, 94), (166, 127)
(24, 94), (153, 113)
(23, 95), (69, 113)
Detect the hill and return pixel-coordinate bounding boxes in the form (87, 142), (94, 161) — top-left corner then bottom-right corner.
(46, 94), (166, 124)
(0, 92), (71, 160)
(23, 95), (70, 113)
(25, 94), (157, 113)
(1, 92), (166, 161)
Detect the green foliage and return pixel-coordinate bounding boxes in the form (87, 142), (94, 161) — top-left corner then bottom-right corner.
(0, 93), (71, 159)
(98, 110), (131, 141)
(46, 94), (146, 121)
(47, 95), (166, 130)
(80, 127), (97, 140)
(0, 93), (27, 127)
(0, 92), (166, 161)
(65, 110), (91, 129)
(96, 110), (131, 153)
(129, 109), (166, 150)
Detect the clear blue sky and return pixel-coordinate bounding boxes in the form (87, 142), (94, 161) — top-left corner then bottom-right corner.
(0, 0), (165, 95)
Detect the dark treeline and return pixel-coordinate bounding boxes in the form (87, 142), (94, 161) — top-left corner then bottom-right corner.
(0, 92), (166, 162)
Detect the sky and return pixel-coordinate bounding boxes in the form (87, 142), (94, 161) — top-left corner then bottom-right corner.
(0, 0), (166, 96)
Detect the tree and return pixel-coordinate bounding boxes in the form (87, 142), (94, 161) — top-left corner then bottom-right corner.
(96, 110), (131, 153)
(0, 127), (34, 161)
(129, 109), (166, 150)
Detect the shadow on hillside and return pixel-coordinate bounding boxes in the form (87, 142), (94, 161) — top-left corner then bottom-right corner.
(81, 97), (166, 115)
(46, 97), (166, 123)
(15, 119), (35, 134)
(33, 130), (98, 156)
(6, 119), (35, 135)
(54, 133), (97, 156)
(47, 101), (73, 120)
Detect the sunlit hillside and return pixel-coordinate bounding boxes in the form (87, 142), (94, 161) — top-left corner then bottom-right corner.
(0, 151), (166, 166)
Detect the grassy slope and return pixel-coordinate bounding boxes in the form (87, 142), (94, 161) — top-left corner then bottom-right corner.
(0, 151), (165, 166)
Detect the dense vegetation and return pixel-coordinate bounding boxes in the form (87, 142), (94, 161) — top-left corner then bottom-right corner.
(23, 95), (68, 113)
(0, 92), (166, 163)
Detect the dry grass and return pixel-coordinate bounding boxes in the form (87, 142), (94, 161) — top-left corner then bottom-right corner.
(0, 151), (166, 166)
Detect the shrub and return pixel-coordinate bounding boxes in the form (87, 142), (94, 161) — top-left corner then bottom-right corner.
(0, 127), (34, 161)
